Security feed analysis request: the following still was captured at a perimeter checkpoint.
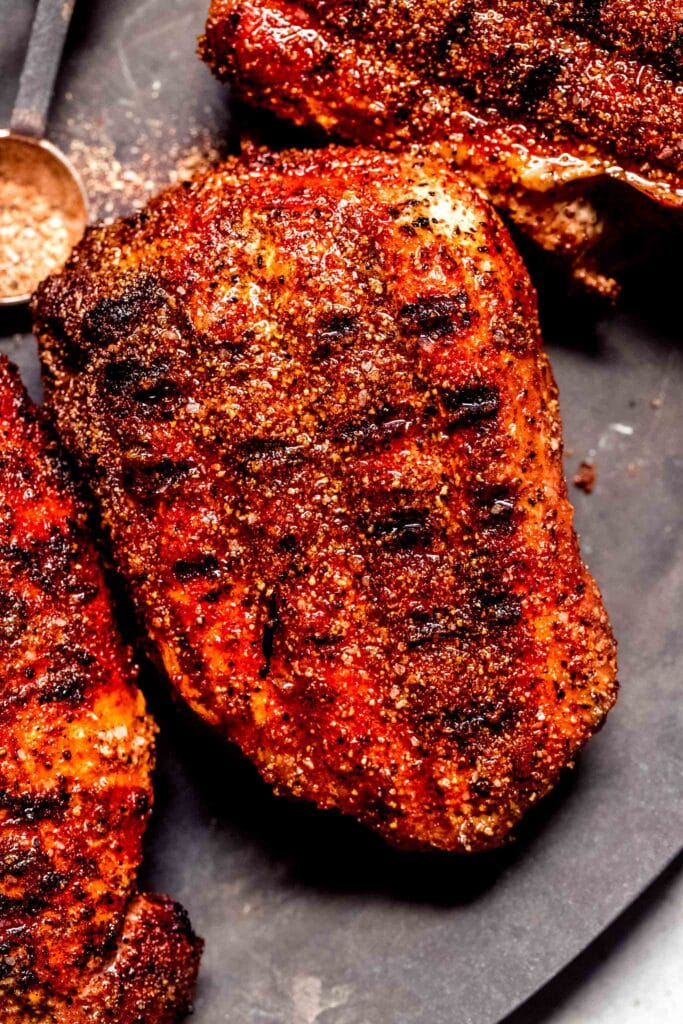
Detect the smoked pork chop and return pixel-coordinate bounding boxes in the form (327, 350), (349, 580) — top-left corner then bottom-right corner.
(201, 0), (683, 295)
(0, 357), (201, 1023)
(34, 146), (618, 852)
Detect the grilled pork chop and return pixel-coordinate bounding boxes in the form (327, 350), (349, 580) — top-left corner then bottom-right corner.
(0, 357), (201, 1022)
(34, 146), (618, 852)
(201, 0), (683, 294)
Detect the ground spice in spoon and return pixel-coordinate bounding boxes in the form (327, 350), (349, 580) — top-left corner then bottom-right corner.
(0, 173), (81, 299)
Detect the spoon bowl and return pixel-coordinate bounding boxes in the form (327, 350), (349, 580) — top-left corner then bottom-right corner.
(0, 132), (87, 306)
(0, 0), (86, 308)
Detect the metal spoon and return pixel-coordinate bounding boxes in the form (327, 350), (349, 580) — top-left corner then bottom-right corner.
(0, 0), (88, 306)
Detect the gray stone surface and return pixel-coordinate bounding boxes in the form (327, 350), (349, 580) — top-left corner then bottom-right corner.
(506, 853), (683, 1024)
(1, 2), (681, 1022)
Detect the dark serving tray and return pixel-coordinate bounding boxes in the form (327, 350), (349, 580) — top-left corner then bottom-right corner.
(1, 3), (681, 1022)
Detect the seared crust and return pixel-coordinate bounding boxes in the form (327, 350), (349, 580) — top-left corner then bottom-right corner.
(0, 358), (201, 1022)
(540, 0), (683, 77)
(34, 146), (618, 852)
(200, 0), (683, 293)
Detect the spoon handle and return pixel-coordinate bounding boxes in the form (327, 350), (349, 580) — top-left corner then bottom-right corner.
(10, 0), (77, 139)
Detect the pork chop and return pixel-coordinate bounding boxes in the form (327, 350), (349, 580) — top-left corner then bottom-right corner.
(201, 0), (683, 294)
(0, 357), (201, 1022)
(34, 146), (618, 851)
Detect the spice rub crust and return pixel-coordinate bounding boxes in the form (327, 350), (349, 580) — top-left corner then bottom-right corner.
(0, 358), (201, 1022)
(201, 0), (683, 294)
(34, 146), (618, 851)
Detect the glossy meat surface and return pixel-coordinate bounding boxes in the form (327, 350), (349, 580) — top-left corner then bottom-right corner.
(0, 358), (201, 1022)
(201, 0), (683, 294)
(34, 147), (618, 851)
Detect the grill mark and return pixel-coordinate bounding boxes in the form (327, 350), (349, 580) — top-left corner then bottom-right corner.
(133, 378), (181, 406)
(661, 35), (683, 76)
(0, 841), (47, 879)
(440, 702), (515, 737)
(311, 341), (333, 361)
(37, 667), (88, 706)
(406, 606), (474, 648)
(475, 483), (518, 532)
(63, 581), (100, 605)
(39, 310), (86, 370)
(576, 0), (606, 17)
(311, 310), (359, 360)
(0, 862), (70, 919)
(0, 789), (70, 824)
(83, 278), (165, 349)
(337, 403), (415, 448)
(407, 619), (466, 648)
(121, 456), (191, 501)
(478, 591), (523, 626)
(259, 593), (280, 679)
(435, 10), (472, 60)
(481, 495), (516, 533)
(240, 437), (304, 459)
(407, 589), (521, 647)
(103, 358), (146, 395)
(103, 358), (181, 413)
(398, 292), (470, 338)
(309, 633), (344, 647)
(489, 495), (515, 516)
(441, 384), (500, 429)
(172, 555), (220, 582)
(370, 507), (431, 550)
(0, 891), (47, 917)
(551, 1), (682, 79)
(236, 437), (306, 473)
(518, 54), (565, 110)
(201, 584), (232, 604)
(0, 532), (76, 595)
(318, 311), (359, 339)
(277, 533), (298, 554)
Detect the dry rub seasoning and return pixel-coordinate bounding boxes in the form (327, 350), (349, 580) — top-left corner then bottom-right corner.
(573, 460), (597, 494)
(0, 139), (85, 300)
(0, 176), (78, 298)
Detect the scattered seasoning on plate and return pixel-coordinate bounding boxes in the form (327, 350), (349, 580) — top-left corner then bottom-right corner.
(67, 127), (224, 221)
(573, 460), (597, 494)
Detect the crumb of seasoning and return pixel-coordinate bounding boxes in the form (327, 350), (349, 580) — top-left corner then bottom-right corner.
(0, 176), (79, 298)
(68, 128), (224, 222)
(573, 460), (596, 494)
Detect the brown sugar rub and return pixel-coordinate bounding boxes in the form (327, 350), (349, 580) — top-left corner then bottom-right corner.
(34, 146), (618, 852)
(0, 357), (201, 1022)
(200, 0), (683, 295)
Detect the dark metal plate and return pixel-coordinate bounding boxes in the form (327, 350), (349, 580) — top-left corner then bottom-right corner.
(1, 3), (681, 1022)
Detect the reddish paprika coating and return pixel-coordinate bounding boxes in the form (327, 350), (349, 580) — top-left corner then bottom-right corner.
(201, 0), (683, 294)
(0, 357), (201, 1023)
(34, 146), (618, 852)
